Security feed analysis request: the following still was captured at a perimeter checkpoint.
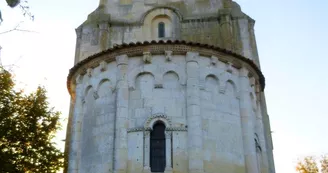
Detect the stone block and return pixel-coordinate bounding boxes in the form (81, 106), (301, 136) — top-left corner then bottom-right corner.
(130, 90), (142, 99)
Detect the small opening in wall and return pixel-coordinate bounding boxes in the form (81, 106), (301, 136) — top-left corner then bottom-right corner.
(158, 22), (165, 38)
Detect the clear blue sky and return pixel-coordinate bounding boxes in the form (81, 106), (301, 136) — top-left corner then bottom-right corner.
(0, 0), (327, 172)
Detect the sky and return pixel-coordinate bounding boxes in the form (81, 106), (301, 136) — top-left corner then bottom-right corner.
(0, 0), (328, 172)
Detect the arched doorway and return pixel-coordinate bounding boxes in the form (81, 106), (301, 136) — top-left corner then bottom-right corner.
(150, 122), (166, 172)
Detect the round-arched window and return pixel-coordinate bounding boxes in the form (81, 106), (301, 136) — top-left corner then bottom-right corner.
(150, 122), (166, 172)
(158, 22), (165, 38)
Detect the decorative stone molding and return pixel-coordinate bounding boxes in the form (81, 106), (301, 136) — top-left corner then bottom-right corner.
(80, 68), (87, 75)
(166, 127), (188, 131)
(143, 52), (152, 64)
(127, 127), (145, 133)
(75, 74), (83, 84)
(226, 62), (233, 73)
(211, 55), (218, 65)
(99, 61), (107, 72)
(250, 77), (256, 87)
(93, 91), (99, 99)
(67, 41), (266, 97)
(186, 52), (199, 63)
(87, 68), (93, 77)
(116, 54), (129, 66)
(165, 50), (173, 61)
(128, 126), (187, 132)
(164, 131), (172, 138)
(240, 66), (249, 77)
(144, 113), (172, 129)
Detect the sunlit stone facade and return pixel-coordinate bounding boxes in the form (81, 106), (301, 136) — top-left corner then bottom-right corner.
(65, 1), (275, 173)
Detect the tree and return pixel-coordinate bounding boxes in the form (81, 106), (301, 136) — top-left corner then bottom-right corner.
(321, 155), (328, 173)
(1, 0), (34, 24)
(0, 67), (63, 173)
(296, 156), (319, 173)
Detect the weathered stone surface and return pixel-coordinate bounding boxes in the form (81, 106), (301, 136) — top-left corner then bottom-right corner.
(66, 1), (275, 173)
(73, 0), (259, 66)
(67, 52), (274, 173)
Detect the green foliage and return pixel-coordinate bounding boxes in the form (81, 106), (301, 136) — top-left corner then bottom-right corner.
(321, 155), (328, 173)
(6, 0), (21, 8)
(296, 156), (319, 173)
(1, 0), (34, 24)
(0, 67), (64, 173)
(296, 155), (328, 173)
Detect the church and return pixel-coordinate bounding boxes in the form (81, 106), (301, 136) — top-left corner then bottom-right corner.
(64, 0), (275, 173)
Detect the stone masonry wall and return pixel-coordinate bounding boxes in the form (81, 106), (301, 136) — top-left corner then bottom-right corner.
(74, 2), (259, 67)
(68, 52), (269, 173)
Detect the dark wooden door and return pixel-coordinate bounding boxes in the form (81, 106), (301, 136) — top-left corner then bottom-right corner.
(150, 123), (166, 172)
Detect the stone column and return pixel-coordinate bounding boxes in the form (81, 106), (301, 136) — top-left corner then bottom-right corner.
(186, 52), (204, 173)
(238, 18), (252, 60)
(143, 130), (151, 173)
(219, 9), (233, 50)
(239, 67), (258, 173)
(74, 28), (82, 64)
(165, 131), (172, 173)
(114, 55), (129, 173)
(248, 20), (261, 68)
(67, 84), (84, 173)
(255, 100), (270, 173)
(259, 92), (276, 173)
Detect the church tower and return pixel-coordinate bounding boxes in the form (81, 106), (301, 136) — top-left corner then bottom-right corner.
(65, 0), (275, 173)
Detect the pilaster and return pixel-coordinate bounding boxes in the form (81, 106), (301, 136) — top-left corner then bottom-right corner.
(143, 130), (151, 173)
(255, 101), (270, 173)
(186, 52), (204, 173)
(67, 84), (84, 173)
(259, 92), (276, 173)
(164, 131), (172, 173)
(219, 9), (233, 50)
(115, 54), (129, 173)
(248, 20), (261, 68)
(239, 67), (258, 173)
(238, 18), (252, 59)
(74, 28), (82, 65)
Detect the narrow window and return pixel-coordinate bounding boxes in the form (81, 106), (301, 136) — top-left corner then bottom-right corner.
(150, 122), (166, 172)
(255, 135), (262, 172)
(158, 22), (165, 38)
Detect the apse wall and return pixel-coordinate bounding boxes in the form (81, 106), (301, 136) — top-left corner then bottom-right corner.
(69, 51), (267, 173)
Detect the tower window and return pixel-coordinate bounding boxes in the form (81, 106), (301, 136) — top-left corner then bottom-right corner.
(158, 22), (165, 38)
(150, 122), (166, 172)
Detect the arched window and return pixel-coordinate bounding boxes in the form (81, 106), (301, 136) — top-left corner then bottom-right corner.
(158, 22), (165, 38)
(150, 122), (166, 172)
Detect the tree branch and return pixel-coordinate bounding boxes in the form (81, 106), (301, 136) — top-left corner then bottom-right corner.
(0, 22), (38, 35)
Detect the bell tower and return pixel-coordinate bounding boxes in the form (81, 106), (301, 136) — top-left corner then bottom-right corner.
(65, 1), (276, 173)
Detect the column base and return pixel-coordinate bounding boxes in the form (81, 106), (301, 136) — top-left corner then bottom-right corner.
(143, 166), (151, 173)
(164, 167), (172, 173)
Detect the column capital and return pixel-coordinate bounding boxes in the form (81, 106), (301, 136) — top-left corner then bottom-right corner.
(239, 67), (249, 77)
(250, 77), (256, 86)
(165, 50), (173, 61)
(116, 54), (128, 66)
(165, 131), (172, 138)
(100, 61), (107, 72)
(143, 52), (152, 64)
(186, 52), (199, 63)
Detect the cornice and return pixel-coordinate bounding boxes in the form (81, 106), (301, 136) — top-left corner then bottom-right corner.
(67, 40), (265, 96)
(127, 126), (187, 133)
